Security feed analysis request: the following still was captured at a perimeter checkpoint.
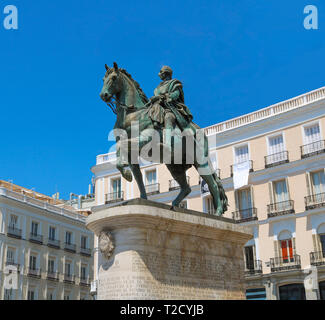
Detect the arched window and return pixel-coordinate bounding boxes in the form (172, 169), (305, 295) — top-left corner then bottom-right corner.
(278, 230), (294, 263)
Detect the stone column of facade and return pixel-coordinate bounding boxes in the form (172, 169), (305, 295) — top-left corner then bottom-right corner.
(86, 199), (253, 300)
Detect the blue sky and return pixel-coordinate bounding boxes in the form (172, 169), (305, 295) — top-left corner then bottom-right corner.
(0, 0), (324, 198)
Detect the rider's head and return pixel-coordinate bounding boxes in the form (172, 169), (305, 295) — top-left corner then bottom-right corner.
(159, 66), (173, 80)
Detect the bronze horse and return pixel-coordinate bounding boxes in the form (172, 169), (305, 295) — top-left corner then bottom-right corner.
(100, 63), (228, 216)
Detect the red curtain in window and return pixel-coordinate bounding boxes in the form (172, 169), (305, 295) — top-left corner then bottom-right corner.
(281, 239), (293, 262)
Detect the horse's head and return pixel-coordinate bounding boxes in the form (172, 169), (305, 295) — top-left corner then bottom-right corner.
(100, 62), (123, 103)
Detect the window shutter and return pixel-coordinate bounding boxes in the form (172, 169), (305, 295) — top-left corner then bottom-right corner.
(312, 234), (317, 252)
(305, 172), (311, 196)
(268, 182), (274, 204)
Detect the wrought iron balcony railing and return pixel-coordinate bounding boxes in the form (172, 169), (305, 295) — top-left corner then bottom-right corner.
(230, 160), (254, 177)
(169, 176), (190, 191)
(105, 191), (124, 204)
(245, 260), (263, 276)
(46, 271), (59, 281)
(270, 254), (301, 272)
(7, 226), (22, 239)
(265, 151), (289, 168)
(29, 233), (43, 244)
(47, 238), (60, 249)
(232, 208), (258, 223)
(5, 261), (20, 272)
(145, 183), (160, 195)
(305, 193), (325, 210)
(27, 267), (41, 278)
(63, 274), (75, 284)
(80, 247), (91, 257)
(64, 242), (76, 253)
(310, 251), (325, 266)
(267, 200), (295, 218)
(79, 277), (91, 287)
(301, 140), (325, 159)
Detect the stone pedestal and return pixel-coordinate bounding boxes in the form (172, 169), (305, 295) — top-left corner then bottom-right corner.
(86, 199), (253, 300)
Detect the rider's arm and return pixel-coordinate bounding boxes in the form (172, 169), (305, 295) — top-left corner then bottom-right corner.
(167, 89), (180, 102)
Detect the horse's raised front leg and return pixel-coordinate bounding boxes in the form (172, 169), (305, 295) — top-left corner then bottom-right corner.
(129, 164), (147, 200)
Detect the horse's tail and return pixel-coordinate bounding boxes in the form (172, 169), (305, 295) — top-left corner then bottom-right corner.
(213, 172), (229, 212)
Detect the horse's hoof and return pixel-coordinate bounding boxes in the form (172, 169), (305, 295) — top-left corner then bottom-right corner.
(216, 209), (224, 217)
(170, 205), (177, 211)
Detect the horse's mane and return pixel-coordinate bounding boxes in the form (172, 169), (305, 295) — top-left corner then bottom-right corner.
(119, 68), (149, 104)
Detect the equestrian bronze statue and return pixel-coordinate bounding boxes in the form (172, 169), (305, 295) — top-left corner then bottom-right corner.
(100, 62), (228, 216)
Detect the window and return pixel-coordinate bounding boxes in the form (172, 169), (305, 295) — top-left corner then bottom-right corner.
(145, 170), (157, 185)
(27, 289), (35, 300)
(49, 226), (56, 240)
(9, 215), (18, 228)
(204, 196), (214, 214)
(244, 246), (255, 270)
(280, 239), (294, 263)
(4, 289), (13, 300)
(48, 259), (55, 273)
(6, 248), (15, 264)
(320, 234), (325, 254)
(81, 236), (88, 249)
(65, 231), (72, 244)
(81, 266), (87, 280)
(235, 188), (253, 218)
(111, 178), (121, 198)
(65, 262), (71, 276)
(268, 134), (285, 154)
(304, 123), (321, 144)
(273, 180), (289, 202)
(29, 255), (37, 270)
(311, 171), (325, 195)
(47, 291), (54, 300)
(320, 281), (325, 300)
(31, 221), (39, 235)
(64, 292), (71, 300)
(234, 145), (249, 164)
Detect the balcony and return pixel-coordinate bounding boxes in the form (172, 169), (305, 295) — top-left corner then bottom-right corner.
(169, 176), (190, 191)
(47, 238), (60, 249)
(265, 151), (289, 168)
(267, 200), (295, 218)
(80, 247), (91, 257)
(145, 183), (160, 196)
(46, 271), (59, 281)
(270, 255), (301, 272)
(64, 242), (76, 253)
(5, 261), (20, 273)
(230, 160), (254, 177)
(301, 140), (325, 159)
(29, 233), (43, 244)
(105, 191), (124, 204)
(7, 226), (22, 239)
(245, 260), (263, 276)
(63, 274), (75, 284)
(232, 208), (258, 223)
(310, 251), (325, 266)
(27, 267), (41, 278)
(79, 277), (91, 287)
(305, 193), (325, 210)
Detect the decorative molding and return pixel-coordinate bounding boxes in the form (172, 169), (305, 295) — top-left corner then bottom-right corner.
(98, 231), (114, 260)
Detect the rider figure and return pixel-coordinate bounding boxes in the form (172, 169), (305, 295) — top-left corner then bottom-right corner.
(148, 66), (193, 152)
